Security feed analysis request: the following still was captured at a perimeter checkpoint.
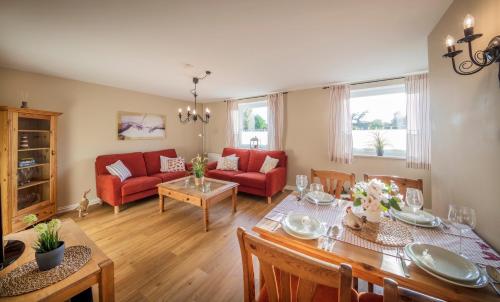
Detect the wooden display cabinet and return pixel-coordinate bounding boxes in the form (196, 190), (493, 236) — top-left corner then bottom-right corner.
(0, 107), (61, 234)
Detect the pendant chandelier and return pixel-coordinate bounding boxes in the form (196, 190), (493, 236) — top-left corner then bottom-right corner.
(178, 70), (211, 124)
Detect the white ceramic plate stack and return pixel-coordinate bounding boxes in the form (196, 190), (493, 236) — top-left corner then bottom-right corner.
(281, 212), (326, 240)
(305, 191), (336, 206)
(390, 207), (441, 228)
(404, 243), (488, 288)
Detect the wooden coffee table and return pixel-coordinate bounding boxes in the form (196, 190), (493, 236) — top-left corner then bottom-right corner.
(158, 176), (238, 232)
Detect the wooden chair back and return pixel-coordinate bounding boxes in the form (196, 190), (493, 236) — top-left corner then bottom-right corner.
(311, 169), (356, 199)
(363, 174), (423, 197)
(383, 278), (445, 302)
(237, 227), (353, 302)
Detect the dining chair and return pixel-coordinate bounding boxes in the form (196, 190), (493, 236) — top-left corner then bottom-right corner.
(363, 174), (423, 197)
(358, 278), (445, 302)
(311, 169), (356, 199)
(237, 227), (357, 302)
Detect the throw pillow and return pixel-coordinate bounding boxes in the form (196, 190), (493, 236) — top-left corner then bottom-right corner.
(259, 155), (279, 173)
(106, 160), (132, 182)
(220, 156), (239, 171)
(160, 156), (186, 172)
(216, 154), (236, 170)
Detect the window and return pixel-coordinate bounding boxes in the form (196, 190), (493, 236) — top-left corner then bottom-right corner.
(350, 84), (406, 158)
(238, 100), (269, 148)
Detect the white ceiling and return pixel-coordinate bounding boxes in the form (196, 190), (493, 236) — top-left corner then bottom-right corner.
(0, 0), (452, 102)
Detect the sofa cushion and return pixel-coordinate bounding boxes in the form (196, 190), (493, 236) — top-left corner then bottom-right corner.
(206, 169), (243, 182)
(247, 150), (287, 172)
(222, 148), (251, 172)
(152, 171), (188, 182)
(121, 176), (162, 196)
(105, 160), (132, 182)
(143, 149), (178, 175)
(96, 152), (147, 177)
(233, 172), (266, 189)
(160, 156), (186, 172)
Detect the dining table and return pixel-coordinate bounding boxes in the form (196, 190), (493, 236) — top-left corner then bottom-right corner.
(252, 193), (500, 302)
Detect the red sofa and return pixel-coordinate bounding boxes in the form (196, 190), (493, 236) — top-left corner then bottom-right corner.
(95, 149), (189, 213)
(206, 148), (287, 203)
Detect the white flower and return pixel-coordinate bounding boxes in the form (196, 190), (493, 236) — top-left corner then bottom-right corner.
(48, 219), (61, 231)
(34, 223), (48, 235)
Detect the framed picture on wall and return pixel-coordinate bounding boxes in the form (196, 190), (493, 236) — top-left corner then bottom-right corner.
(117, 111), (166, 140)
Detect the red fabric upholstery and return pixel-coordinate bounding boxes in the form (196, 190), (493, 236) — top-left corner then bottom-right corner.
(358, 292), (383, 302)
(222, 148), (251, 171)
(206, 161), (217, 170)
(247, 149), (287, 172)
(95, 152), (147, 177)
(152, 171), (189, 182)
(205, 169), (244, 182)
(96, 175), (122, 206)
(121, 176), (162, 196)
(233, 172), (266, 189)
(122, 188), (158, 204)
(266, 167), (287, 197)
(143, 149), (178, 175)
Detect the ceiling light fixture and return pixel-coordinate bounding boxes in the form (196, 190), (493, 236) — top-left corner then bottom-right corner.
(178, 70), (212, 124)
(443, 14), (500, 85)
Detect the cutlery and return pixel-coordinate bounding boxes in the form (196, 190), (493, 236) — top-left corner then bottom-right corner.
(398, 247), (410, 277)
(440, 220), (451, 230)
(322, 225), (339, 251)
(486, 265), (500, 296)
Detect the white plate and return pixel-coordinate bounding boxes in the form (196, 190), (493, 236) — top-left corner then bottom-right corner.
(305, 196), (337, 206)
(282, 219), (326, 240)
(395, 207), (434, 224)
(390, 208), (441, 228)
(283, 213), (322, 236)
(405, 243), (481, 282)
(306, 191), (335, 204)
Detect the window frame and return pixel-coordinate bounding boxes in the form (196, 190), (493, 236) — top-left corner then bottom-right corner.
(237, 99), (269, 149)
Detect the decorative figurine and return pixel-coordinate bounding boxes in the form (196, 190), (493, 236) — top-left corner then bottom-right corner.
(343, 206), (366, 230)
(250, 136), (259, 149)
(77, 189), (91, 218)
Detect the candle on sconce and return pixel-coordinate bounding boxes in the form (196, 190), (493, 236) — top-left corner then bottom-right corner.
(445, 35), (456, 53)
(463, 14), (475, 36)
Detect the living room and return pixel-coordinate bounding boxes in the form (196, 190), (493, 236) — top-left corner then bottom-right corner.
(0, 0), (499, 301)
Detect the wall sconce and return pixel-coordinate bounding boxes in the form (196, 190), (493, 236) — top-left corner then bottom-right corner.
(443, 14), (500, 85)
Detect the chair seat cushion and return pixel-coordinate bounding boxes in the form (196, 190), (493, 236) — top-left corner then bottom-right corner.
(358, 292), (383, 302)
(121, 176), (161, 196)
(205, 169), (243, 181)
(233, 172), (266, 189)
(152, 171), (188, 182)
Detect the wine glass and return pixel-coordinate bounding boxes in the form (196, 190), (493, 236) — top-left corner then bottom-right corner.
(406, 188), (424, 238)
(296, 175), (308, 204)
(448, 205), (476, 257)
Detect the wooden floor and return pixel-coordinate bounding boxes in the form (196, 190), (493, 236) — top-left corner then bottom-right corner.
(60, 191), (289, 302)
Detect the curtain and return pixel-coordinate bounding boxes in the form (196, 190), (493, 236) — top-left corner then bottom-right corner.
(405, 73), (431, 170)
(225, 100), (239, 147)
(267, 93), (285, 150)
(328, 85), (353, 164)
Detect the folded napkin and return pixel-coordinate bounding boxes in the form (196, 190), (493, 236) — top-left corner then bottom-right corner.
(397, 208), (434, 224)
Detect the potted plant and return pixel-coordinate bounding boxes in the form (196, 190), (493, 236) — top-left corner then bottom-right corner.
(371, 131), (388, 156)
(352, 179), (403, 223)
(191, 154), (208, 186)
(23, 214), (65, 271)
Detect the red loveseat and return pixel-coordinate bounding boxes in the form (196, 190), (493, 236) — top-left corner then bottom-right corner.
(95, 149), (189, 213)
(206, 148), (287, 203)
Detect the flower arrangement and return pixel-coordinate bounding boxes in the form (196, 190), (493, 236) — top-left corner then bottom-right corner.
(352, 179), (403, 222)
(23, 214), (62, 253)
(191, 154), (208, 179)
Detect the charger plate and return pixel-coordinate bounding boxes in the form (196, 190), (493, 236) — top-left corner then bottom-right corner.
(0, 245), (92, 297)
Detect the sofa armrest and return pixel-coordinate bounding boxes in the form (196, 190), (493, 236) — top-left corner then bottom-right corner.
(96, 174), (122, 206)
(185, 162), (193, 171)
(265, 167), (287, 197)
(206, 161), (218, 171)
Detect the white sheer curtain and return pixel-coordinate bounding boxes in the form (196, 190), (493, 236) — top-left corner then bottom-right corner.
(225, 100), (239, 147)
(267, 93), (285, 150)
(328, 84), (353, 164)
(405, 73), (431, 170)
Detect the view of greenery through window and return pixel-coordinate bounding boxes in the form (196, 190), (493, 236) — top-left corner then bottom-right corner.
(350, 86), (407, 157)
(238, 100), (268, 148)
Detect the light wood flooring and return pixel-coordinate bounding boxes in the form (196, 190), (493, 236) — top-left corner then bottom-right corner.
(60, 191), (289, 302)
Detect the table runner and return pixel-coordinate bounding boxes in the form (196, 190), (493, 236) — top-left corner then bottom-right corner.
(262, 194), (500, 268)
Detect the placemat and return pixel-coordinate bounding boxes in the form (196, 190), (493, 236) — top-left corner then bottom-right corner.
(345, 217), (413, 247)
(0, 245), (92, 297)
(262, 194), (500, 268)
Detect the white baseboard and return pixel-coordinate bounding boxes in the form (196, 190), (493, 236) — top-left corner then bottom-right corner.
(57, 197), (102, 214)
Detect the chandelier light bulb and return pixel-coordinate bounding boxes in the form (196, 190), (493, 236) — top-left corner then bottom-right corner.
(187, 106), (191, 112)
(178, 108), (182, 113)
(192, 109), (196, 115)
(205, 108), (210, 113)
(445, 35), (455, 47)
(463, 14), (475, 30)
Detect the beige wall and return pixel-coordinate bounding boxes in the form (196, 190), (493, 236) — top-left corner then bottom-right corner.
(428, 0), (500, 249)
(0, 68), (203, 210)
(203, 88), (432, 208)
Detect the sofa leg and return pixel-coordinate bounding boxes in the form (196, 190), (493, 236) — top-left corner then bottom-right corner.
(267, 197), (272, 204)
(114, 205), (120, 214)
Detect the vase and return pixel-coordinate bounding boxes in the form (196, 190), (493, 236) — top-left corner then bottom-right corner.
(35, 241), (65, 271)
(376, 149), (384, 156)
(194, 176), (204, 186)
(364, 209), (382, 223)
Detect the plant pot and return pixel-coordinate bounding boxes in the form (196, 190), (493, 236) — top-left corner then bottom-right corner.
(194, 176), (204, 186)
(35, 241), (65, 271)
(364, 209), (382, 223)
(376, 149), (384, 156)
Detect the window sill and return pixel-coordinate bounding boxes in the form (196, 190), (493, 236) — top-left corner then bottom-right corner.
(353, 154), (405, 160)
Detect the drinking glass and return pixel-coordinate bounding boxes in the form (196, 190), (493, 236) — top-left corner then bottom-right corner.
(310, 183), (324, 193)
(448, 205), (476, 257)
(406, 188), (424, 238)
(296, 175), (308, 204)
